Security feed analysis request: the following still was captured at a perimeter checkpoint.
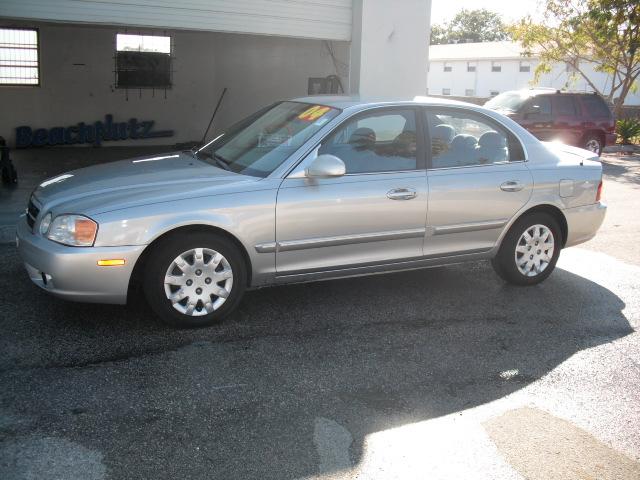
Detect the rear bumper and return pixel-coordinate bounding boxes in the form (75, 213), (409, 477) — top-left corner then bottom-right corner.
(16, 215), (145, 304)
(563, 202), (607, 248)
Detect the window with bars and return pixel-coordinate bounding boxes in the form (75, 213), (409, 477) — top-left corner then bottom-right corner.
(115, 33), (171, 89)
(0, 28), (39, 86)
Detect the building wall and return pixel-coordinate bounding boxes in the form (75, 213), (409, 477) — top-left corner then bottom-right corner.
(428, 58), (640, 105)
(0, 0), (352, 41)
(350, 0), (431, 98)
(0, 21), (350, 147)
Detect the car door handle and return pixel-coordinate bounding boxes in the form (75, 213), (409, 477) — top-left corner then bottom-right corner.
(500, 181), (524, 192)
(387, 188), (417, 200)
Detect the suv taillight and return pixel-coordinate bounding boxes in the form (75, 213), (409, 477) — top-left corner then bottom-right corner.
(596, 180), (603, 202)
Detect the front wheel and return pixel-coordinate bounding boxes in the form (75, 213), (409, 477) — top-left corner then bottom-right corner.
(491, 213), (561, 286)
(143, 232), (247, 328)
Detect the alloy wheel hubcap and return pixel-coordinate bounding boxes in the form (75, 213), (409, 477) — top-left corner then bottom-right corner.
(163, 247), (233, 316)
(514, 224), (554, 277)
(585, 139), (600, 153)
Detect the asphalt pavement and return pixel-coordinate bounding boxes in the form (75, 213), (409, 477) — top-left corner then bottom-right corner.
(0, 152), (638, 479)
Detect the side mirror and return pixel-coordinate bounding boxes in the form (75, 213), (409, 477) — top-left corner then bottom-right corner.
(305, 154), (346, 178)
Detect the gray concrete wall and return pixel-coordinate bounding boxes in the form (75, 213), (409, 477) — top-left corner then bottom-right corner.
(0, 21), (350, 147)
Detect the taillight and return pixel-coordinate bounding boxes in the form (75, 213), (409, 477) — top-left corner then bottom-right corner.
(596, 180), (603, 202)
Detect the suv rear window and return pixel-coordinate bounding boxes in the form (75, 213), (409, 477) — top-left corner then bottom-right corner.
(580, 96), (611, 117)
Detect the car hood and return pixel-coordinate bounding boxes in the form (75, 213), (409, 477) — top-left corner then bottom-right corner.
(33, 152), (260, 215)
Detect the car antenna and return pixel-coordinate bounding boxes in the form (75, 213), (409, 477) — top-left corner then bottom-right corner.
(201, 87), (228, 146)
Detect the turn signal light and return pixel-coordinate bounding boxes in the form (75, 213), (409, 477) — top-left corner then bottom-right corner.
(596, 180), (603, 202)
(97, 259), (126, 267)
(75, 218), (97, 244)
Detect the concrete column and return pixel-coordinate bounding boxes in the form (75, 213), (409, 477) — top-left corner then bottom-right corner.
(349, 0), (431, 98)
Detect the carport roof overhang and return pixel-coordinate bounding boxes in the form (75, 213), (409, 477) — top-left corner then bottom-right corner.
(0, 0), (353, 41)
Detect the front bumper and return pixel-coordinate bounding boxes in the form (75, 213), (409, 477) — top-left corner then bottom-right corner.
(563, 202), (607, 248)
(16, 215), (146, 304)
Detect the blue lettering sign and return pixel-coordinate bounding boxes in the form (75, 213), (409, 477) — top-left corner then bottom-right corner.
(15, 115), (174, 148)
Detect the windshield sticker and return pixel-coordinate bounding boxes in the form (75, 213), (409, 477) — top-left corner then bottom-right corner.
(258, 133), (292, 148)
(298, 105), (332, 122)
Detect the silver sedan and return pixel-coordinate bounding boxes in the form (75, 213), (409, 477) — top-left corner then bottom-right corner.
(17, 97), (606, 327)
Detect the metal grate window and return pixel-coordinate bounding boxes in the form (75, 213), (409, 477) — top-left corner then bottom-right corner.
(0, 28), (39, 86)
(115, 33), (171, 89)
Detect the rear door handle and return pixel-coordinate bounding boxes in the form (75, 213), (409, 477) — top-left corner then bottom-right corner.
(500, 181), (524, 192)
(387, 188), (417, 200)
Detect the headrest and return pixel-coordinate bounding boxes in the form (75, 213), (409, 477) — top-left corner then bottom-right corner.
(349, 128), (376, 149)
(479, 131), (506, 148)
(432, 124), (455, 143)
(451, 134), (478, 150)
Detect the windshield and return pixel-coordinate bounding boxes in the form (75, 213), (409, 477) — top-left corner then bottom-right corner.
(484, 92), (530, 112)
(196, 101), (341, 178)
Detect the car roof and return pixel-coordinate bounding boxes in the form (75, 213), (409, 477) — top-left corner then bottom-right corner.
(503, 88), (602, 98)
(291, 95), (476, 110)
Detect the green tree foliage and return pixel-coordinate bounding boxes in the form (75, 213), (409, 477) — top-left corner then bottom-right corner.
(430, 9), (510, 45)
(616, 118), (640, 144)
(511, 0), (640, 116)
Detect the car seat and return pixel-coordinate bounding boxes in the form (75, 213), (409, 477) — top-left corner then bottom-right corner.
(434, 133), (478, 168)
(476, 131), (508, 164)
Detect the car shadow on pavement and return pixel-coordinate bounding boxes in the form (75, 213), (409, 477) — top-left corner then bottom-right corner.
(602, 155), (640, 187)
(0, 246), (633, 479)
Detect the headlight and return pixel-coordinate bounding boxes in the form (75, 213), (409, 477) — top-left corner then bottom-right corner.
(46, 214), (98, 246)
(39, 213), (52, 235)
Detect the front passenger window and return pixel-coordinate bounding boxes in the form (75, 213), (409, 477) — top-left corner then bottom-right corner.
(319, 109), (418, 174)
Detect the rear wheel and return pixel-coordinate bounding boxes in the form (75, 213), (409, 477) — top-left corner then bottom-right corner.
(582, 134), (603, 156)
(491, 213), (561, 286)
(143, 232), (246, 328)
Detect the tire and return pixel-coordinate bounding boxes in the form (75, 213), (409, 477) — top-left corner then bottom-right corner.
(491, 212), (561, 286)
(142, 232), (247, 328)
(582, 134), (603, 156)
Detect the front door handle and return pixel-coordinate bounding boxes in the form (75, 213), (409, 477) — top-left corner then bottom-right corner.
(387, 188), (417, 200)
(500, 181), (524, 192)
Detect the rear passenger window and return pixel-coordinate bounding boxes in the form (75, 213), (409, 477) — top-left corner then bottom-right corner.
(581, 96), (611, 117)
(319, 109), (418, 174)
(426, 110), (524, 168)
(553, 96), (577, 116)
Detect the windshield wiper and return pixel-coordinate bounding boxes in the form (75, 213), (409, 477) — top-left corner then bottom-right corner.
(213, 153), (231, 171)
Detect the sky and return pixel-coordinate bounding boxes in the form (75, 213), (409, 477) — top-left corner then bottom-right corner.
(430, 0), (541, 25)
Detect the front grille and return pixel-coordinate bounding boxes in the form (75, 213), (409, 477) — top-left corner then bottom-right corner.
(26, 196), (40, 231)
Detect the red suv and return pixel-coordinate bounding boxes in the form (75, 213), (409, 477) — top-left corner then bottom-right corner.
(485, 89), (616, 155)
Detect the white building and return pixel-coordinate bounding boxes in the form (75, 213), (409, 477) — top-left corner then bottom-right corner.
(427, 41), (640, 105)
(0, 0), (432, 147)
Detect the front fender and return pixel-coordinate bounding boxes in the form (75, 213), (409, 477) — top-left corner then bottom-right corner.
(93, 188), (278, 286)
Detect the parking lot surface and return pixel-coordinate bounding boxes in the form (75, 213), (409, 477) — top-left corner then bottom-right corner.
(0, 151), (639, 479)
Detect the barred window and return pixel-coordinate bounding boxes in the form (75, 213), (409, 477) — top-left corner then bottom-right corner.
(0, 28), (39, 86)
(115, 33), (171, 89)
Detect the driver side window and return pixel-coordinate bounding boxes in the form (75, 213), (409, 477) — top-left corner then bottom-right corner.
(319, 109), (418, 174)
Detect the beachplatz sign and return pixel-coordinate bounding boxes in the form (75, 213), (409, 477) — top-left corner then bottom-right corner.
(15, 114), (174, 147)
